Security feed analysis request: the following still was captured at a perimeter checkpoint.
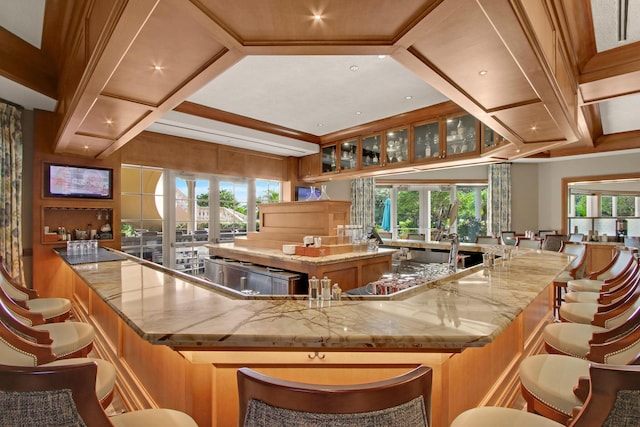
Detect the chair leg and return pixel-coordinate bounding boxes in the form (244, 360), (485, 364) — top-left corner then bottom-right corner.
(553, 282), (566, 318)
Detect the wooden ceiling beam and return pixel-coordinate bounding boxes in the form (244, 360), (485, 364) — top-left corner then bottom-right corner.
(0, 27), (57, 99)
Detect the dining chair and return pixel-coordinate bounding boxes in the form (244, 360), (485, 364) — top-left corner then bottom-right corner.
(566, 247), (637, 293)
(0, 256), (71, 323)
(237, 365), (432, 427)
(500, 231), (516, 246)
(515, 237), (542, 249)
(568, 233), (584, 242)
(450, 363), (640, 427)
(475, 236), (500, 245)
(538, 230), (557, 239)
(541, 234), (568, 252)
(0, 362), (198, 427)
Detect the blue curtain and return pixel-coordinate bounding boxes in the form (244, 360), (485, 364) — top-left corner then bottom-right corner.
(488, 163), (511, 236)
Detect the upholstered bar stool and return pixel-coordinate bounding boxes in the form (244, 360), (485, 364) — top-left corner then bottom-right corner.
(559, 267), (639, 324)
(0, 362), (198, 427)
(566, 247), (636, 293)
(552, 242), (587, 315)
(544, 294), (640, 358)
(450, 364), (640, 427)
(0, 256), (71, 323)
(0, 295), (94, 359)
(0, 312), (116, 407)
(518, 322), (640, 425)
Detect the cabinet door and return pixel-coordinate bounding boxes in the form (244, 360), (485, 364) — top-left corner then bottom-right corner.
(413, 121), (440, 161)
(321, 145), (338, 174)
(385, 127), (409, 164)
(339, 139), (359, 171)
(482, 124), (507, 152)
(445, 114), (477, 157)
(361, 134), (382, 168)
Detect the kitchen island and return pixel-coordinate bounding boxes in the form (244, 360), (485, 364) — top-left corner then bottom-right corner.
(57, 247), (570, 427)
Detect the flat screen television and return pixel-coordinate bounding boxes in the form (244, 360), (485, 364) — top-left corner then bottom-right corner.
(44, 163), (113, 199)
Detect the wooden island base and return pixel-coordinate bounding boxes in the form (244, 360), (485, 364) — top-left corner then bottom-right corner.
(67, 261), (551, 427)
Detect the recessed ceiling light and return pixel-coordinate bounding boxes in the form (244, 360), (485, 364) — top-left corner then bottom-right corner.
(405, 96), (413, 100)
(105, 119), (113, 125)
(153, 64), (164, 71)
(355, 111), (362, 115)
(313, 14), (322, 20)
(349, 65), (359, 72)
(317, 123), (325, 127)
(530, 125), (538, 131)
(378, 55), (387, 59)
(83, 145), (89, 151)
(478, 70), (488, 76)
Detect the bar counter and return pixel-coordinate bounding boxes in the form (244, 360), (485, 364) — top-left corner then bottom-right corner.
(58, 247), (570, 427)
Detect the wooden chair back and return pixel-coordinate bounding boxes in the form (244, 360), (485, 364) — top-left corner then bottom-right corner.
(237, 366), (432, 426)
(569, 364), (640, 427)
(559, 241), (587, 278)
(475, 236), (500, 245)
(0, 362), (113, 427)
(515, 237), (542, 249)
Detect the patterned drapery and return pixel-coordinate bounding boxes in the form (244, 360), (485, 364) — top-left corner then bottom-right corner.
(0, 100), (24, 283)
(350, 177), (375, 228)
(488, 163), (511, 237)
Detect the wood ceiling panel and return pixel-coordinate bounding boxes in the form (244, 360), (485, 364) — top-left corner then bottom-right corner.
(197, 0), (437, 43)
(410, 0), (538, 112)
(492, 102), (565, 143)
(62, 134), (116, 157)
(77, 96), (152, 139)
(104, 0), (227, 106)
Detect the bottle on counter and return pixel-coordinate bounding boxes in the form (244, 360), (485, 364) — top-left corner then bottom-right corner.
(332, 283), (342, 301)
(321, 276), (332, 301)
(308, 276), (319, 300)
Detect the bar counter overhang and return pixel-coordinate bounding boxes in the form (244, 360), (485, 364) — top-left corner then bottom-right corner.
(59, 247), (570, 426)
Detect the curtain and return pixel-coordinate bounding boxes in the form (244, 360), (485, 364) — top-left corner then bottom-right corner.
(0, 100), (25, 283)
(488, 163), (511, 236)
(350, 177), (375, 228)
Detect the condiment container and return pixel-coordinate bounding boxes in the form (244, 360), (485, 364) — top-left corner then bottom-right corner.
(308, 276), (319, 300)
(321, 276), (331, 300)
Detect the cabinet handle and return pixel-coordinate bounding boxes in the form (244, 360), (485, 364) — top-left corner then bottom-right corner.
(307, 351), (326, 360)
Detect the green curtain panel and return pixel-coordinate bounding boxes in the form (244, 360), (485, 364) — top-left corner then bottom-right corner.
(350, 177), (375, 229)
(488, 163), (511, 237)
(0, 100), (25, 283)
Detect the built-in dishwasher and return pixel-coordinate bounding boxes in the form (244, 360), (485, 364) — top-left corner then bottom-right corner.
(203, 257), (304, 295)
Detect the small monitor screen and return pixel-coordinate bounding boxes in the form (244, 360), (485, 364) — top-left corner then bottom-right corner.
(295, 186), (321, 201)
(45, 163), (113, 199)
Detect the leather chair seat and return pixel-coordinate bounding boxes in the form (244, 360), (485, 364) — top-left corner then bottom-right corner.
(110, 409), (199, 427)
(25, 297), (72, 321)
(450, 406), (564, 427)
(519, 354), (588, 417)
(43, 357), (116, 402)
(543, 322), (606, 358)
(34, 321), (95, 358)
(567, 279), (604, 292)
(558, 302), (598, 324)
(564, 291), (599, 304)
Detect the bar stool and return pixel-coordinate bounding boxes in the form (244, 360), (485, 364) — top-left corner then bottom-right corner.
(450, 364), (640, 427)
(544, 292), (640, 358)
(0, 362), (198, 427)
(551, 242), (586, 316)
(0, 309), (115, 407)
(519, 321), (640, 424)
(565, 247), (636, 293)
(0, 257), (71, 323)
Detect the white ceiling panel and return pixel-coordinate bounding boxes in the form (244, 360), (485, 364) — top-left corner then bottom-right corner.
(599, 92), (640, 134)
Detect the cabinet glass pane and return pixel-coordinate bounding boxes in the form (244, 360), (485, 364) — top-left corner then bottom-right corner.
(321, 145), (337, 173)
(340, 140), (358, 171)
(385, 128), (408, 163)
(414, 122), (439, 160)
(446, 114), (476, 155)
(361, 134), (381, 167)
(483, 124), (506, 148)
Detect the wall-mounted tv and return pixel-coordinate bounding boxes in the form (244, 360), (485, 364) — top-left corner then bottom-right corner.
(44, 163), (113, 199)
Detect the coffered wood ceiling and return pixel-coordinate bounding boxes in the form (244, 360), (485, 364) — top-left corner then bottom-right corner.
(1, 0), (639, 163)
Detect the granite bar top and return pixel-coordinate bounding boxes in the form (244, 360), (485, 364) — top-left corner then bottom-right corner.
(206, 242), (396, 265)
(55, 247), (128, 265)
(61, 247), (570, 351)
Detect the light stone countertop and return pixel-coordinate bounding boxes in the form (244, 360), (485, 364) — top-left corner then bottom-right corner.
(63, 247), (571, 351)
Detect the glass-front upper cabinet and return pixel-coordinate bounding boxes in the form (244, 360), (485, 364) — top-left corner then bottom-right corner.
(482, 124), (507, 151)
(339, 139), (359, 171)
(413, 120), (440, 161)
(321, 144), (338, 174)
(361, 133), (383, 168)
(385, 127), (409, 164)
(445, 114), (477, 156)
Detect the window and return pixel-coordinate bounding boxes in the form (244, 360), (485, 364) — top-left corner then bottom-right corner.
(375, 183), (487, 242)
